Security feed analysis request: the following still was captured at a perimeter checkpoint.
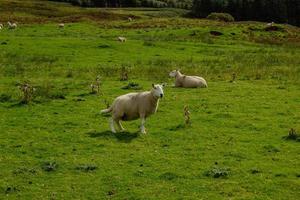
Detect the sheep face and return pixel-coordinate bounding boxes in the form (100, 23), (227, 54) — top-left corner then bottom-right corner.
(151, 84), (164, 98)
(169, 70), (178, 77)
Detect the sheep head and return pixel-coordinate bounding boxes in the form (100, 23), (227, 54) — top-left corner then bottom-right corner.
(169, 70), (178, 77)
(151, 84), (164, 98)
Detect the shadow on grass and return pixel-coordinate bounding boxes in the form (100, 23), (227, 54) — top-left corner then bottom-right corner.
(8, 99), (49, 108)
(167, 124), (186, 131)
(8, 101), (30, 108)
(76, 92), (97, 97)
(86, 130), (139, 143)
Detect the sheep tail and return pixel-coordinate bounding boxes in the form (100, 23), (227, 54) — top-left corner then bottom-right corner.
(100, 106), (113, 114)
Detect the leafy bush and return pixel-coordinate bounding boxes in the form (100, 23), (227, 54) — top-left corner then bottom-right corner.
(207, 12), (234, 22)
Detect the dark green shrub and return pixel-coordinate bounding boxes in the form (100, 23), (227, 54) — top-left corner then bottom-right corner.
(207, 12), (234, 22)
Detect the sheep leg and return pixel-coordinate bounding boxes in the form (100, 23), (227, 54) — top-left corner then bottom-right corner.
(140, 117), (146, 134)
(116, 120), (125, 132)
(109, 118), (116, 133)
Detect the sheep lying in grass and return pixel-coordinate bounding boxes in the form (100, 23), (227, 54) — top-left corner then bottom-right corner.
(118, 36), (126, 42)
(101, 84), (165, 134)
(7, 22), (17, 29)
(169, 70), (207, 88)
(58, 23), (65, 28)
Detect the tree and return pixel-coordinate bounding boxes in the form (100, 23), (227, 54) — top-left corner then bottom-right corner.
(192, 0), (213, 18)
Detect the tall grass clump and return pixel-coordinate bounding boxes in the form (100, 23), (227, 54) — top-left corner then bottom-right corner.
(18, 82), (36, 104)
(90, 75), (102, 94)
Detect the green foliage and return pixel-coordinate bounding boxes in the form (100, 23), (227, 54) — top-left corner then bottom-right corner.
(207, 12), (234, 22)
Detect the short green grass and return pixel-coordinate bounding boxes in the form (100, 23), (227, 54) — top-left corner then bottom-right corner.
(0, 0), (300, 199)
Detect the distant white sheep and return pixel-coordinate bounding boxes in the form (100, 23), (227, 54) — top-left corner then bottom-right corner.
(7, 22), (17, 29)
(128, 17), (133, 22)
(118, 36), (126, 42)
(101, 84), (165, 134)
(267, 22), (275, 26)
(58, 23), (65, 28)
(169, 70), (208, 88)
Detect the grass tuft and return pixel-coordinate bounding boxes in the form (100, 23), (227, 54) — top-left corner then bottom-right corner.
(0, 93), (12, 102)
(283, 128), (300, 141)
(5, 186), (19, 194)
(121, 82), (142, 90)
(159, 172), (179, 180)
(75, 164), (98, 172)
(204, 166), (230, 178)
(41, 161), (58, 172)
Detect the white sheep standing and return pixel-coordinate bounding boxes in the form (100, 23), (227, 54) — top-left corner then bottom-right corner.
(169, 70), (208, 88)
(118, 36), (126, 42)
(101, 84), (165, 134)
(7, 22), (17, 29)
(58, 23), (65, 28)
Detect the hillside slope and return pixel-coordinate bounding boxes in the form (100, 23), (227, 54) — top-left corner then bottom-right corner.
(0, 0), (188, 23)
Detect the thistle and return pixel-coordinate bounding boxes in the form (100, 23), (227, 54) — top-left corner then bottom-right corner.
(184, 105), (191, 125)
(18, 82), (36, 104)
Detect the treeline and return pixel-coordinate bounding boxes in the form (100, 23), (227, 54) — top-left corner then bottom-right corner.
(192, 0), (300, 26)
(50, 0), (192, 9)
(50, 0), (299, 26)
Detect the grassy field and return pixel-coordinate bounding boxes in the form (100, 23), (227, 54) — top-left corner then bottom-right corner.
(0, 0), (300, 199)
